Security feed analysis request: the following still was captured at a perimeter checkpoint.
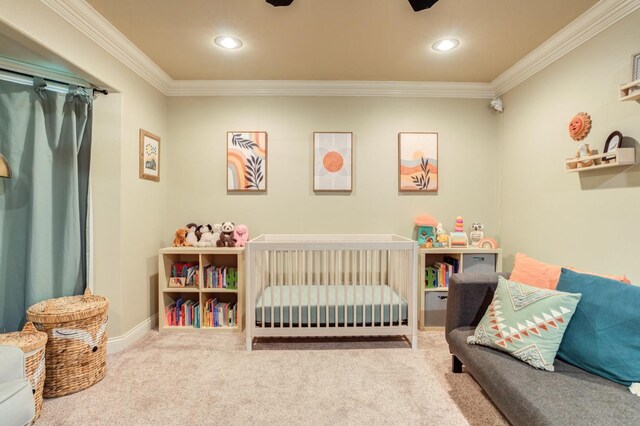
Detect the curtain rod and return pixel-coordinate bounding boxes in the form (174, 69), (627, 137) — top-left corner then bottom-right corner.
(0, 67), (108, 96)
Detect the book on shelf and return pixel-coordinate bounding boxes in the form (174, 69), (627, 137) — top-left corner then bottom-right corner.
(203, 297), (237, 328)
(204, 266), (238, 290)
(171, 262), (199, 287)
(426, 258), (457, 289)
(165, 298), (200, 328)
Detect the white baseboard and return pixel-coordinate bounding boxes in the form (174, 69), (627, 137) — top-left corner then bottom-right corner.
(107, 314), (158, 354)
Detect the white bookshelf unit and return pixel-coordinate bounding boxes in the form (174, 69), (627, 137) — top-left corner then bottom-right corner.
(418, 247), (502, 331)
(158, 247), (245, 333)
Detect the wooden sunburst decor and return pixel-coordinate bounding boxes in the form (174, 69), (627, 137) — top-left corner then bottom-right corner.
(568, 112), (592, 141)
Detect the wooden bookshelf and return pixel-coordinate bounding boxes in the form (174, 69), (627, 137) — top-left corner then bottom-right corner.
(418, 247), (502, 331)
(158, 247), (245, 333)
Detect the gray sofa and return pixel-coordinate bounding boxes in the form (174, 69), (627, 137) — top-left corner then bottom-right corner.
(0, 345), (35, 426)
(446, 273), (640, 426)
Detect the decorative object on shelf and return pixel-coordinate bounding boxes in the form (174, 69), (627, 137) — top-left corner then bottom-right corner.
(217, 222), (236, 247)
(26, 289), (109, 398)
(313, 132), (353, 192)
(234, 224), (250, 247)
(227, 132), (267, 192)
(568, 112), (595, 168)
(398, 132), (438, 192)
(633, 52), (640, 81)
(449, 232), (469, 247)
(212, 223), (222, 243)
(454, 216), (464, 232)
(195, 224), (215, 247)
(435, 223), (449, 247)
(139, 129), (160, 182)
(185, 223), (199, 246)
(168, 277), (186, 288)
(477, 237), (498, 249)
(569, 112), (592, 141)
(603, 131), (623, 163)
(415, 214), (438, 248)
(470, 223), (484, 247)
(172, 228), (190, 247)
(0, 153), (11, 178)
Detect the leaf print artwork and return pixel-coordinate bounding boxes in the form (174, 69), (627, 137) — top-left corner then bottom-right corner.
(227, 132), (267, 191)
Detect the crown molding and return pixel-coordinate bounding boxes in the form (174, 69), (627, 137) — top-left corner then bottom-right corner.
(40, 0), (172, 94)
(39, 0), (640, 98)
(167, 80), (495, 98)
(491, 0), (640, 96)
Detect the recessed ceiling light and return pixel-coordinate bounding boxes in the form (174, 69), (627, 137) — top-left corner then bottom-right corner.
(214, 35), (243, 50)
(432, 38), (460, 52)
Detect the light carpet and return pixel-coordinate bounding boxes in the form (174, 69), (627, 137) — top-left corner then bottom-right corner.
(38, 330), (507, 425)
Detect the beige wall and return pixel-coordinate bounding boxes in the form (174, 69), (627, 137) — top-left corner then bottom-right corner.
(500, 10), (640, 282)
(0, 0), (168, 336)
(166, 96), (501, 241)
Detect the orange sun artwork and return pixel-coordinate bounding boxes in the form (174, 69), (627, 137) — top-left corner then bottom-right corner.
(568, 112), (592, 141)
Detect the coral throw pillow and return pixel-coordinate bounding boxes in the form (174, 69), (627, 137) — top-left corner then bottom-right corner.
(510, 253), (630, 290)
(467, 276), (581, 371)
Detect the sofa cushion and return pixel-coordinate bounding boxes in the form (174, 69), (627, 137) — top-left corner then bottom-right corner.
(0, 378), (35, 425)
(556, 268), (640, 390)
(467, 276), (580, 371)
(450, 327), (640, 426)
(510, 253), (630, 290)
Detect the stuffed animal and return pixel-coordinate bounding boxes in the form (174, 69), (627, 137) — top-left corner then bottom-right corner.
(470, 223), (484, 247)
(196, 224), (215, 247)
(435, 223), (449, 247)
(211, 223), (222, 244)
(216, 222), (236, 247)
(233, 224), (249, 247)
(173, 228), (189, 247)
(185, 223), (199, 246)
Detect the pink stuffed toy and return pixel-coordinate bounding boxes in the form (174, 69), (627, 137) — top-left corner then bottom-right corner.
(233, 224), (249, 247)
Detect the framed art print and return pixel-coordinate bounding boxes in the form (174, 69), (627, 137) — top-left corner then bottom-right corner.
(227, 132), (267, 192)
(139, 129), (160, 182)
(313, 132), (353, 192)
(633, 52), (640, 82)
(398, 132), (438, 192)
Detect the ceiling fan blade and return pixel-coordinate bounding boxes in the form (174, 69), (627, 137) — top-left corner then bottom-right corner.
(408, 0), (439, 12)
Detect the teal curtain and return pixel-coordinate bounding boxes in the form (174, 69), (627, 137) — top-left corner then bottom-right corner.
(0, 77), (93, 332)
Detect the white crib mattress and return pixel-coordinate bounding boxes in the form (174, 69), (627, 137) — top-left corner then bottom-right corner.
(254, 284), (408, 326)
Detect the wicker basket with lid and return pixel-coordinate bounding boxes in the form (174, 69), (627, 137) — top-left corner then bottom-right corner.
(0, 322), (47, 422)
(26, 289), (109, 398)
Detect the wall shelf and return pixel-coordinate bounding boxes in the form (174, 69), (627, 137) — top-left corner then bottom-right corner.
(565, 147), (635, 173)
(619, 80), (640, 101)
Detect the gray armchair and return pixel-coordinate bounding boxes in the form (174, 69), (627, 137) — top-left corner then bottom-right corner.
(0, 345), (35, 426)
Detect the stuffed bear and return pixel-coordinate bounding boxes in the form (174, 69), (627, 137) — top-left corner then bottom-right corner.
(211, 223), (223, 245)
(196, 224), (215, 247)
(233, 224), (249, 247)
(173, 228), (189, 247)
(185, 223), (199, 246)
(216, 222), (236, 247)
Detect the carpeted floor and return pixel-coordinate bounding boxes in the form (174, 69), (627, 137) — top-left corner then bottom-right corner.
(38, 330), (507, 425)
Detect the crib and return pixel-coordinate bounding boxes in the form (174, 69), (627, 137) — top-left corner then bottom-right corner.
(245, 234), (417, 351)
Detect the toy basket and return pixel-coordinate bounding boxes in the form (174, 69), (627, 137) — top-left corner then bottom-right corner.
(0, 322), (48, 422)
(26, 289), (109, 398)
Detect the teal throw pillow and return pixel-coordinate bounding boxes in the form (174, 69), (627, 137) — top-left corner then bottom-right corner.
(467, 276), (581, 371)
(556, 268), (640, 393)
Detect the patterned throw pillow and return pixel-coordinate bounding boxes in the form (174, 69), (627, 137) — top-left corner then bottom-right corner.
(467, 276), (581, 371)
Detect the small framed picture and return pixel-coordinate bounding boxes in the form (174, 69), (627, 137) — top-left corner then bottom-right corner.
(398, 132), (438, 192)
(139, 129), (160, 182)
(603, 130), (623, 162)
(633, 52), (640, 82)
(227, 132), (267, 192)
(313, 132), (353, 192)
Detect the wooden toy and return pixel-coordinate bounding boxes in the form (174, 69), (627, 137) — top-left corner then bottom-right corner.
(415, 214), (438, 248)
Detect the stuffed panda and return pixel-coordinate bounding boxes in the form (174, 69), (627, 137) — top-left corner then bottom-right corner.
(470, 223), (484, 247)
(216, 222), (236, 247)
